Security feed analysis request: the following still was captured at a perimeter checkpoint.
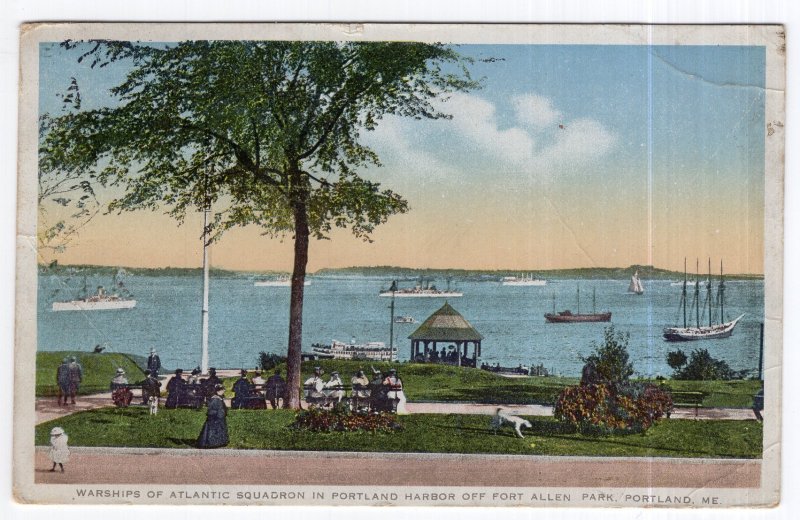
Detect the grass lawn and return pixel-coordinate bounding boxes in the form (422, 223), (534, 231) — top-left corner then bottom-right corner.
(35, 408), (762, 459)
(260, 360), (761, 408)
(36, 351), (148, 397)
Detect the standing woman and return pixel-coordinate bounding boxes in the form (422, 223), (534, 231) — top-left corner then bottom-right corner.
(197, 384), (229, 449)
(48, 427), (69, 472)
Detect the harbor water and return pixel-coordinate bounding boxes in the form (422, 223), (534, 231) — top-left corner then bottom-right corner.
(37, 274), (765, 378)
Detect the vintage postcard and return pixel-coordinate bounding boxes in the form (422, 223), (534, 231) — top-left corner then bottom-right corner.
(14, 23), (784, 507)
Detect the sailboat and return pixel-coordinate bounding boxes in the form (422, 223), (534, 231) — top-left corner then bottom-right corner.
(544, 286), (611, 323)
(628, 270), (644, 295)
(662, 259), (744, 342)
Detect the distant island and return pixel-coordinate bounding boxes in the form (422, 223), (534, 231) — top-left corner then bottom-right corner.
(39, 262), (764, 281)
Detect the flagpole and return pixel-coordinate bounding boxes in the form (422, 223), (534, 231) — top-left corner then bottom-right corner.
(200, 204), (210, 375)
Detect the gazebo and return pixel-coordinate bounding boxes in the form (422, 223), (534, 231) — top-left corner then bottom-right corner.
(408, 302), (483, 367)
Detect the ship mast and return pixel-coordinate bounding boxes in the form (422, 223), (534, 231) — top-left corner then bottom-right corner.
(695, 258), (700, 328)
(682, 258), (687, 328)
(707, 258), (713, 327)
(719, 259), (725, 323)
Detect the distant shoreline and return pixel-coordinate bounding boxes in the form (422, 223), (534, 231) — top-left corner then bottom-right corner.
(37, 263), (765, 281)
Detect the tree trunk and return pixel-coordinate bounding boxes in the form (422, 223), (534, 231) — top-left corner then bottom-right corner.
(283, 200), (310, 409)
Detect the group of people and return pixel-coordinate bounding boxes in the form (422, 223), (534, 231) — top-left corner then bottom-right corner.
(55, 356), (83, 406)
(414, 348), (476, 368)
(164, 367), (221, 409)
(303, 366), (407, 414)
(109, 367), (162, 407)
(231, 369), (287, 409)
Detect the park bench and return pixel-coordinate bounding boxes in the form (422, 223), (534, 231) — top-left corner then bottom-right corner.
(665, 390), (705, 419)
(302, 384), (401, 413)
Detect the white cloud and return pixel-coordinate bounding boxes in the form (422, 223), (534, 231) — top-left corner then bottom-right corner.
(512, 93), (563, 129)
(532, 118), (618, 172)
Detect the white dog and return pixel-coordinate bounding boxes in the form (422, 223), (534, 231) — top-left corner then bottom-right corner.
(148, 396), (159, 415)
(490, 408), (532, 438)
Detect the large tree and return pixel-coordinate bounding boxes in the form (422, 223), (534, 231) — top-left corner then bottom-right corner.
(40, 40), (479, 408)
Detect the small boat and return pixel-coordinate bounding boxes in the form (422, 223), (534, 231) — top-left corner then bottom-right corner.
(501, 274), (547, 286)
(52, 273), (136, 311)
(544, 286), (611, 323)
(394, 316), (416, 324)
(663, 259), (744, 342)
(309, 339), (397, 361)
(379, 278), (462, 297)
(628, 270), (644, 295)
(254, 275), (310, 287)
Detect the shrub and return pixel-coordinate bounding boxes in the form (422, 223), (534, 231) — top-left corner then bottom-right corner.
(291, 407), (403, 433)
(554, 382), (673, 434)
(581, 327), (634, 385)
(258, 352), (286, 372)
(668, 348), (746, 380)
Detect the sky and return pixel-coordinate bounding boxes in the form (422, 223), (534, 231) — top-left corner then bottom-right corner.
(37, 42), (766, 274)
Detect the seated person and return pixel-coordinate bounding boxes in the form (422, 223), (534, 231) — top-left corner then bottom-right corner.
(252, 370), (266, 388)
(139, 369), (162, 405)
(110, 368), (129, 391)
(382, 368), (408, 415)
(231, 370), (251, 409)
(187, 367), (202, 385)
(265, 370), (286, 409)
(165, 369), (186, 409)
(201, 368), (222, 399)
(324, 371), (345, 403)
(351, 370), (370, 398)
(303, 368), (325, 402)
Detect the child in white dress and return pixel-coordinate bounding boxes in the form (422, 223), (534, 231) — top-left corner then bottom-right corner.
(48, 427), (69, 472)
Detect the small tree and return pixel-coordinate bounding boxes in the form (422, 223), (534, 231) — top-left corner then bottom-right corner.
(666, 349), (688, 371)
(669, 348), (744, 381)
(581, 326), (634, 385)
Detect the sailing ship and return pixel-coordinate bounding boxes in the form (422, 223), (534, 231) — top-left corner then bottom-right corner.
(662, 259), (745, 342)
(309, 339), (397, 361)
(501, 274), (547, 286)
(254, 275), (310, 287)
(379, 278), (462, 297)
(52, 273), (136, 311)
(628, 270), (644, 295)
(544, 286), (611, 323)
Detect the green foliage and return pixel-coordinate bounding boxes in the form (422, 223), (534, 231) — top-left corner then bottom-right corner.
(553, 383), (673, 434)
(669, 348), (746, 381)
(666, 350), (688, 370)
(291, 407), (403, 433)
(257, 352), (286, 372)
(581, 327), (635, 384)
(35, 408), (762, 458)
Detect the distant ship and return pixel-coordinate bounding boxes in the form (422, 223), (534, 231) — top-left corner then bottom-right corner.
(379, 279), (462, 298)
(254, 275), (310, 287)
(501, 274), (547, 286)
(394, 315), (416, 324)
(309, 339), (397, 361)
(52, 274), (136, 311)
(628, 270), (644, 295)
(544, 286), (611, 323)
(663, 259), (744, 342)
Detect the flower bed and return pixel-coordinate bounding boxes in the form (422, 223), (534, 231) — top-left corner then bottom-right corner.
(291, 407), (403, 433)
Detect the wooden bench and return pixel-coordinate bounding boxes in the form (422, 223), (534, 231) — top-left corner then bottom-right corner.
(665, 390), (705, 419)
(302, 384), (400, 413)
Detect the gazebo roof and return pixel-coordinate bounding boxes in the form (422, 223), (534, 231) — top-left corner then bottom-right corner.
(408, 302), (483, 342)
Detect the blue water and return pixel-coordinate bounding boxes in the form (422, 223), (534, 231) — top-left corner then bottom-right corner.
(37, 274), (764, 378)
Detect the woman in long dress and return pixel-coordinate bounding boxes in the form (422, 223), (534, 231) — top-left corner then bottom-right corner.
(383, 369), (409, 415)
(197, 384), (229, 449)
(48, 427), (69, 472)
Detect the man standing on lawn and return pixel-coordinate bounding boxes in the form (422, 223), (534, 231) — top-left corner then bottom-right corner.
(67, 356), (82, 404)
(56, 357), (70, 406)
(147, 347), (161, 378)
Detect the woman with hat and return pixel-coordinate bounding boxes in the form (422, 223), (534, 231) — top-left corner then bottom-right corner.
(48, 427), (69, 472)
(197, 384), (229, 449)
(110, 368), (133, 407)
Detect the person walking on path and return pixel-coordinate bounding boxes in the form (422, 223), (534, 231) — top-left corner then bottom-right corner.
(197, 384), (229, 449)
(67, 356), (83, 404)
(146, 348), (161, 378)
(56, 358), (71, 406)
(48, 427), (69, 472)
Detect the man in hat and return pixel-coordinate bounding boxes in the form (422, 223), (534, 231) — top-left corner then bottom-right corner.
(265, 369), (286, 409)
(324, 371), (345, 404)
(201, 368), (222, 401)
(139, 369), (162, 405)
(56, 357), (71, 406)
(67, 356), (83, 404)
(231, 369), (252, 409)
(146, 348), (161, 378)
(165, 368), (185, 409)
